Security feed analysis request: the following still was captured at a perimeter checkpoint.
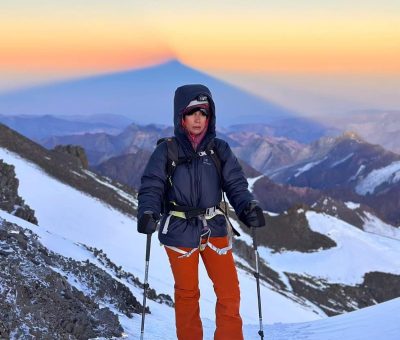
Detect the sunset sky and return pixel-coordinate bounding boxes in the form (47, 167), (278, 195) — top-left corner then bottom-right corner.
(1, 0), (399, 115)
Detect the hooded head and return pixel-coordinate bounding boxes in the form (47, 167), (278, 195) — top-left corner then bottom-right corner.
(174, 84), (216, 150)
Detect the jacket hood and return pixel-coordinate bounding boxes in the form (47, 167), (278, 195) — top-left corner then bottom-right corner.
(173, 84), (216, 152)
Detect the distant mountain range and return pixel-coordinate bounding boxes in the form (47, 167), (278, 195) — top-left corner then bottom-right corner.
(0, 112), (338, 153)
(42, 121), (251, 166)
(227, 118), (340, 144)
(30, 116), (400, 226)
(42, 123), (174, 165)
(38, 116), (337, 166)
(0, 60), (299, 126)
(268, 132), (400, 225)
(0, 114), (132, 142)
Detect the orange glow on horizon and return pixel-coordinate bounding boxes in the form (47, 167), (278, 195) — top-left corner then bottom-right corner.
(1, 7), (399, 75)
(160, 14), (400, 74)
(182, 50), (400, 74)
(0, 16), (175, 73)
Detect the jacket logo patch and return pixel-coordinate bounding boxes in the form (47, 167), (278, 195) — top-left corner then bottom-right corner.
(203, 157), (212, 166)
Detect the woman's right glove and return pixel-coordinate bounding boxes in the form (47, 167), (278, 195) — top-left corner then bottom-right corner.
(239, 200), (266, 228)
(137, 211), (159, 234)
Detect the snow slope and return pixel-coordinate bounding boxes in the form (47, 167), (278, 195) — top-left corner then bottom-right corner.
(258, 211), (400, 285)
(0, 147), (324, 339)
(362, 212), (400, 241)
(2, 207), (400, 339)
(247, 175), (263, 192)
(2, 145), (400, 338)
(249, 297), (400, 340)
(2, 144), (400, 338)
(355, 160), (400, 195)
(294, 157), (327, 177)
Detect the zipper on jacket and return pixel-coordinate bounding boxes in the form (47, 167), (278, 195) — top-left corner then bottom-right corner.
(195, 157), (199, 206)
(186, 160), (195, 207)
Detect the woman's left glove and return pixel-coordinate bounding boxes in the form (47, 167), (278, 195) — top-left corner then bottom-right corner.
(137, 211), (159, 234)
(239, 200), (265, 228)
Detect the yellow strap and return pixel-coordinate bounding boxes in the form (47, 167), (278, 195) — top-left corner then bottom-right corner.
(169, 210), (186, 219)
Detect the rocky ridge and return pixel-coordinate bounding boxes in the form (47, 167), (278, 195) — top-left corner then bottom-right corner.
(0, 216), (174, 339)
(0, 219), (124, 339)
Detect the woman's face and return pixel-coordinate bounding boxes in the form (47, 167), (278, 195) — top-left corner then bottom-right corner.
(183, 110), (208, 136)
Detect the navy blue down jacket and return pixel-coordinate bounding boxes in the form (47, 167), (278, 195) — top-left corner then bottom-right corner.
(138, 84), (254, 247)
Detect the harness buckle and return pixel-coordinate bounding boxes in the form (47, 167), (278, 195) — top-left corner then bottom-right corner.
(216, 248), (226, 255)
(205, 206), (217, 216)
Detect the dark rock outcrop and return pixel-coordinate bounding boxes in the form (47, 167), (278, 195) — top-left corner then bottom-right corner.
(311, 196), (367, 229)
(53, 145), (89, 169)
(250, 206), (337, 253)
(362, 272), (400, 302)
(0, 160), (37, 224)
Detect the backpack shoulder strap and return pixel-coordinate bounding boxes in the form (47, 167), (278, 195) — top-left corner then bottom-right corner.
(157, 137), (180, 180)
(206, 139), (222, 181)
(156, 137), (169, 146)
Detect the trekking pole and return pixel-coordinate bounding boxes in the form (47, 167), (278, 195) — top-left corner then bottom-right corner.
(140, 234), (152, 340)
(252, 227), (264, 340)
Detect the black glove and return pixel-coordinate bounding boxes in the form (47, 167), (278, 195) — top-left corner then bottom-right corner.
(239, 200), (265, 228)
(137, 211), (159, 234)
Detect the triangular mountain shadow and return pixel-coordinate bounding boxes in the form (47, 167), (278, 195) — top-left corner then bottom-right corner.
(0, 59), (298, 126)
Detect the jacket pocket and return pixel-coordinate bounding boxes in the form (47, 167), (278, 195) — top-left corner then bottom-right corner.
(207, 214), (228, 237)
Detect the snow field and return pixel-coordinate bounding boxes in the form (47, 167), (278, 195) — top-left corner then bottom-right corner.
(2, 146), (400, 339)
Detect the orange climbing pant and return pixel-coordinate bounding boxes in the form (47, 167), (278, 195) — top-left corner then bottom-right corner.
(165, 236), (244, 340)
